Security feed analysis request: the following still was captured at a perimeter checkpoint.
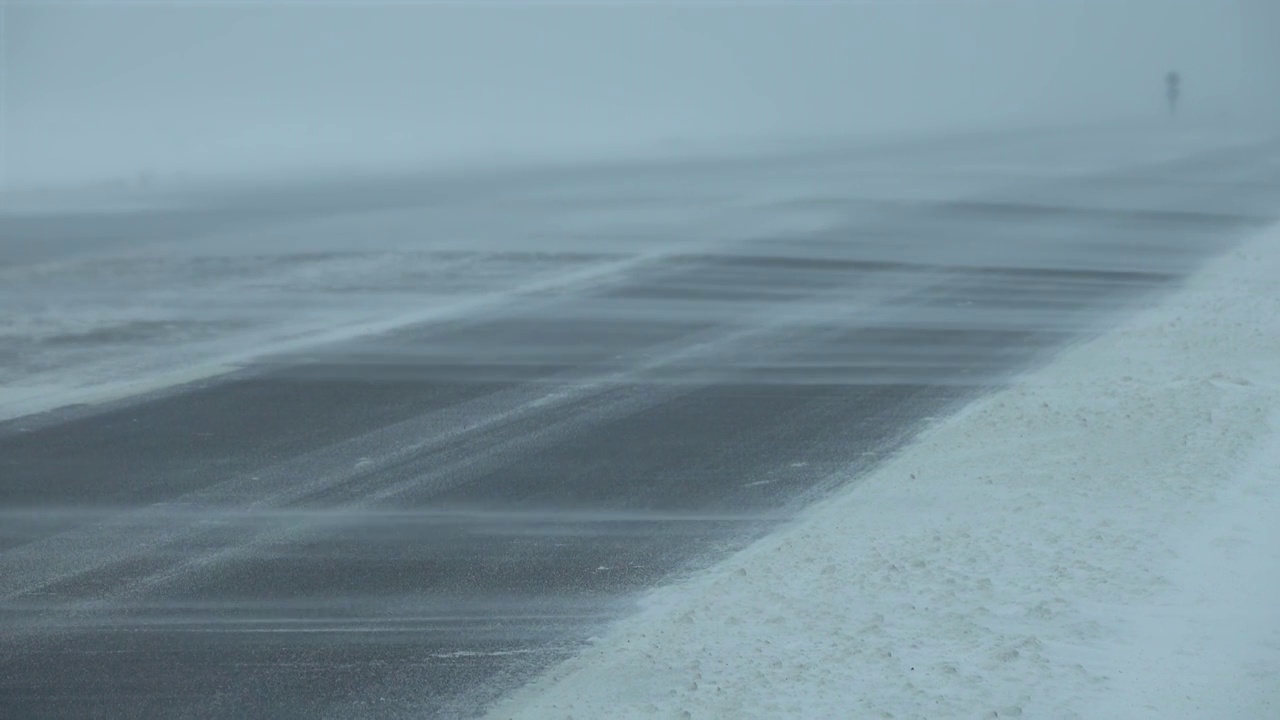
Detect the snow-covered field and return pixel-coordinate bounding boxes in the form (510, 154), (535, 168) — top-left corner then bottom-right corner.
(484, 224), (1280, 718)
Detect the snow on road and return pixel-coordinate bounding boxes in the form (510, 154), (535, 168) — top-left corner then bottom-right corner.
(0, 185), (784, 421)
(0, 158), (893, 422)
(485, 225), (1280, 718)
(2, 126), (1263, 424)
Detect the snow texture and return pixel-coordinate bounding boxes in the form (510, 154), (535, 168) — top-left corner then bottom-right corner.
(485, 225), (1280, 719)
(0, 125), (1255, 424)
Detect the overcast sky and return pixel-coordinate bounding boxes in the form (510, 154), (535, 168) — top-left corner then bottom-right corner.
(3, 1), (1271, 189)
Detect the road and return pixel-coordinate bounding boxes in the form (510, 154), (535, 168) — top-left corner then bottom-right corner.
(3, 128), (1280, 718)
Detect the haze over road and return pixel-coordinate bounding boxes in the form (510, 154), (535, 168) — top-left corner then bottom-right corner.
(3, 124), (1280, 718)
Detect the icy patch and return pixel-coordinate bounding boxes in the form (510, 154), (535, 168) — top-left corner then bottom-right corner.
(484, 225), (1280, 718)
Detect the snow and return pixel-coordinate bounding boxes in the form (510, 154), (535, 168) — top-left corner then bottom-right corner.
(0, 246), (669, 423)
(0, 167), (820, 422)
(484, 223), (1280, 718)
(1079, 423), (1280, 719)
(2, 126), (1263, 424)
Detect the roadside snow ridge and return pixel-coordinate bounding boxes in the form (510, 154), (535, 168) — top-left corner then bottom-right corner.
(485, 225), (1280, 719)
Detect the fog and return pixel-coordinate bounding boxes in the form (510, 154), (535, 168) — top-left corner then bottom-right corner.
(8, 5), (1280, 717)
(4, 1), (1268, 190)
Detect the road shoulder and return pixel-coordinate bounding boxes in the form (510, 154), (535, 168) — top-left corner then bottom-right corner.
(484, 224), (1280, 719)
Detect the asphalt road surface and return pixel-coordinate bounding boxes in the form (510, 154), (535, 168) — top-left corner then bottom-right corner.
(4, 129), (1280, 718)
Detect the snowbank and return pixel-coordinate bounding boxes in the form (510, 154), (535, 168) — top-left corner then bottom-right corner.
(485, 225), (1280, 719)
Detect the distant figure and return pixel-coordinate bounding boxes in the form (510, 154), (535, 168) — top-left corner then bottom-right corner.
(1166, 71), (1181, 116)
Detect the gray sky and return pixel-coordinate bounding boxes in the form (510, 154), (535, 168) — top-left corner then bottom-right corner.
(2, 1), (1268, 190)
